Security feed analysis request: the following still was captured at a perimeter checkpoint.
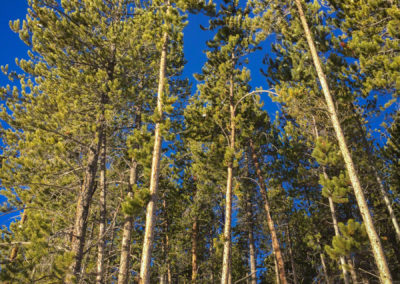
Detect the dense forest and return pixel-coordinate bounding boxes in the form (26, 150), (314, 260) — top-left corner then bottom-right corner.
(0, 0), (399, 283)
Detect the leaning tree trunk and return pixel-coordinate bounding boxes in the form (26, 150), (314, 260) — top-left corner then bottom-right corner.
(221, 75), (235, 284)
(326, 180), (350, 284)
(294, 1), (392, 282)
(350, 104), (400, 241)
(312, 118), (350, 284)
(139, 30), (168, 284)
(96, 132), (107, 284)
(66, 131), (102, 283)
(319, 251), (330, 284)
(249, 139), (287, 284)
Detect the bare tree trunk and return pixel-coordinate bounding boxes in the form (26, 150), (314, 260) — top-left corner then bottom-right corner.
(347, 257), (359, 284)
(286, 227), (298, 284)
(376, 173), (400, 240)
(350, 104), (400, 241)
(246, 197), (257, 284)
(66, 134), (102, 283)
(117, 160), (137, 283)
(249, 139), (287, 284)
(96, 132), (107, 284)
(312, 117), (350, 284)
(118, 107), (140, 283)
(327, 195), (351, 284)
(274, 257), (281, 284)
(192, 219), (199, 283)
(221, 74), (235, 284)
(294, 1), (392, 282)
(319, 252), (330, 284)
(80, 222), (96, 284)
(139, 30), (168, 284)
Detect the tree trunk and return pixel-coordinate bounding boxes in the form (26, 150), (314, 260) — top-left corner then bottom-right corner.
(221, 74), (235, 284)
(118, 106), (140, 284)
(139, 30), (168, 284)
(347, 257), (359, 284)
(66, 133), (102, 283)
(192, 219), (199, 283)
(319, 252), (330, 284)
(350, 104), (400, 241)
(96, 132), (107, 284)
(274, 257), (281, 284)
(117, 159), (137, 283)
(313, 117), (350, 284)
(246, 197), (257, 284)
(327, 195), (350, 284)
(286, 226), (298, 284)
(294, 1), (392, 282)
(249, 139), (287, 284)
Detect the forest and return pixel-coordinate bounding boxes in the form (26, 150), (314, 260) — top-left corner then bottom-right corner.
(0, 0), (399, 283)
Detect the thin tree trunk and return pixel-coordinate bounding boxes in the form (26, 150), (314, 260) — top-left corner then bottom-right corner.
(139, 30), (168, 284)
(221, 74), (235, 284)
(96, 132), (107, 284)
(312, 117), (350, 284)
(350, 104), (400, 241)
(246, 197), (257, 284)
(249, 139), (287, 284)
(319, 251), (330, 284)
(347, 257), (359, 284)
(192, 219), (199, 283)
(327, 195), (351, 284)
(294, 1), (392, 282)
(118, 107), (140, 284)
(162, 198), (172, 284)
(286, 226), (298, 284)
(80, 222), (96, 284)
(117, 160), (137, 283)
(66, 134), (102, 283)
(376, 173), (400, 240)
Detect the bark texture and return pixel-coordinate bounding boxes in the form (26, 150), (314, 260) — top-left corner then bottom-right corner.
(66, 134), (102, 283)
(294, 1), (392, 282)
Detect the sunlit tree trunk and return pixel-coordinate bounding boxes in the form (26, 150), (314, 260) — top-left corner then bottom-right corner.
(66, 132), (102, 283)
(312, 117), (350, 284)
(139, 30), (168, 284)
(294, 1), (392, 282)
(221, 75), (235, 284)
(319, 251), (330, 284)
(118, 108), (140, 284)
(96, 132), (107, 284)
